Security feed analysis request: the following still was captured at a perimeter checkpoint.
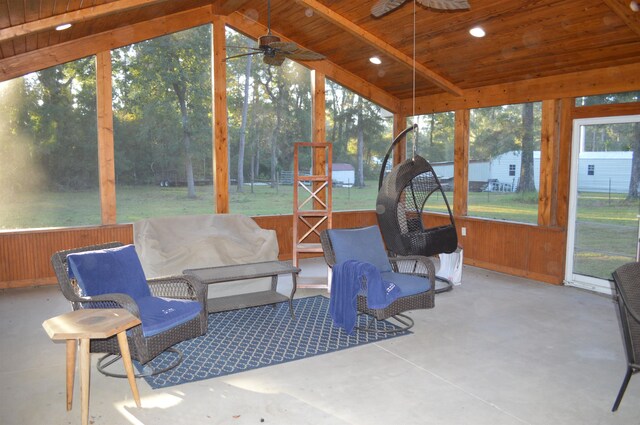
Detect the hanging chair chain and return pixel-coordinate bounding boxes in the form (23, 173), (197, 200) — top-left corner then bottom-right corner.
(411, 0), (418, 160)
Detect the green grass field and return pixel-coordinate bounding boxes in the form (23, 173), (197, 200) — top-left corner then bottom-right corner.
(2, 183), (638, 280)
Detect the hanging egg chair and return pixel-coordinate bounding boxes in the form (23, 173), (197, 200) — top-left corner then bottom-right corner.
(376, 125), (458, 261)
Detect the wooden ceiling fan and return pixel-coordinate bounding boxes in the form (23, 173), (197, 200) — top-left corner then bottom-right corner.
(371, 0), (470, 18)
(227, 0), (325, 66)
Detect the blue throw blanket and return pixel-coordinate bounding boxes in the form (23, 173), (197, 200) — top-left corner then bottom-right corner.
(329, 260), (401, 334)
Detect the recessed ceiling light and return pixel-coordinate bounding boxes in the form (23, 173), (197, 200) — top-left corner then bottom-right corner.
(631, 1), (639, 12)
(469, 26), (486, 38)
(55, 23), (72, 31)
(369, 56), (382, 65)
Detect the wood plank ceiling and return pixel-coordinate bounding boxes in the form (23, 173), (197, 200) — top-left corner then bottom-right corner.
(0, 0), (639, 102)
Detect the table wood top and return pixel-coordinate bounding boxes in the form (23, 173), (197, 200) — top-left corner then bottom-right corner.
(42, 309), (141, 340)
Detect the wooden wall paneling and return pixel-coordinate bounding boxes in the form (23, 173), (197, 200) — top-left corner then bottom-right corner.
(96, 50), (117, 225)
(0, 225), (134, 289)
(212, 15), (229, 213)
(401, 63), (640, 116)
(0, 210), (567, 288)
(453, 109), (469, 217)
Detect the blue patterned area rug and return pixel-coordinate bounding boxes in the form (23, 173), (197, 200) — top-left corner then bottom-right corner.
(137, 295), (410, 389)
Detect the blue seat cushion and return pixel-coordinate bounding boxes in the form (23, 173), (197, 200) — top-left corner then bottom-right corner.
(135, 296), (202, 337)
(380, 271), (431, 296)
(67, 245), (151, 301)
(327, 226), (392, 273)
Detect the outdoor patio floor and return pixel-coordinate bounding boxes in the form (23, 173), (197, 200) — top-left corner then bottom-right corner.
(1, 258), (639, 425)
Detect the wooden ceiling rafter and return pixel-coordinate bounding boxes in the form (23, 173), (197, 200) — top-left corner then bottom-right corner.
(0, 0), (169, 42)
(602, 0), (640, 38)
(293, 0), (463, 97)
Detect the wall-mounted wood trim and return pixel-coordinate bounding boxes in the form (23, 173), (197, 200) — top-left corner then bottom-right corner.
(573, 102), (640, 119)
(96, 51), (117, 225)
(401, 63), (640, 115)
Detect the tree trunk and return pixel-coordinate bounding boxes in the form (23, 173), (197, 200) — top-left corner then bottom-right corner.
(518, 102), (535, 192)
(627, 123), (640, 199)
(236, 44), (253, 193)
(172, 80), (196, 199)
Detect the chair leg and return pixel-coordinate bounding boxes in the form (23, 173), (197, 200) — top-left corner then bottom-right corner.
(356, 312), (414, 334)
(96, 347), (183, 378)
(612, 367), (633, 412)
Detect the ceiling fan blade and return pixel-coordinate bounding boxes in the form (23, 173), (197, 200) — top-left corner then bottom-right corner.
(263, 53), (286, 66)
(226, 45), (262, 51)
(225, 51), (263, 61)
(269, 42), (325, 61)
(371, 0), (407, 17)
(417, 0), (470, 10)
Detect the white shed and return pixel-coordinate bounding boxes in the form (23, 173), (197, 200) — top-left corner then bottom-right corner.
(333, 163), (355, 187)
(577, 151), (632, 193)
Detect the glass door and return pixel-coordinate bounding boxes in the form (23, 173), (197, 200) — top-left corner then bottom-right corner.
(565, 115), (640, 294)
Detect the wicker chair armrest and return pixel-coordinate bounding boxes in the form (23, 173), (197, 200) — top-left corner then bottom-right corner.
(388, 255), (436, 282)
(77, 293), (140, 317)
(147, 274), (206, 305)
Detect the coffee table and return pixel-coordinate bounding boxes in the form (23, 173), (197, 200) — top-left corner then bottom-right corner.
(184, 260), (300, 318)
(42, 308), (141, 425)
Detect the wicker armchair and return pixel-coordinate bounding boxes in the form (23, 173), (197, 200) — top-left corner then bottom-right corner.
(51, 242), (208, 377)
(611, 262), (640, 411)
(320, 226), (435, 331)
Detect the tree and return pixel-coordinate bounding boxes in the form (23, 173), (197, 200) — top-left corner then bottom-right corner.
(518, 103), (536, 192)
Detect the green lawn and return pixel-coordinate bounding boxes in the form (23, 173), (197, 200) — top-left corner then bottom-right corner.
(3, 183), (638, 280)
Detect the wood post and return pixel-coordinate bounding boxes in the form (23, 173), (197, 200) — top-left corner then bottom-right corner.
(213, 16), (229, 213)
(96, 51), (117, 225)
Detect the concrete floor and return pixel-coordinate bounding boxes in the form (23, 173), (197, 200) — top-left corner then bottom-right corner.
(1, 259), (639, 425)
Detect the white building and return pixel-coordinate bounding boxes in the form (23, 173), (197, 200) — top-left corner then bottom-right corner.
(332, 163), (355, 187)
(431, 150), (634, 193)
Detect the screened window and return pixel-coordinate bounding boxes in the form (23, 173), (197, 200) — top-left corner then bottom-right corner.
(410, 112), (455, 214)
(468, 102), (542, 224)
(0, 58), (99, 229)
(112, 25), (213, 222)
(226, 28), (312, 216)
(326, 80), (392, 212)
(575, 91), (640, 106)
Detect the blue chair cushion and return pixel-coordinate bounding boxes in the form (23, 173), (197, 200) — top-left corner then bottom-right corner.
(135, 296), (202, 337)
(67, 244), (151, 301)
(381, 271), (431, 296)
(327, 226), (392, 273)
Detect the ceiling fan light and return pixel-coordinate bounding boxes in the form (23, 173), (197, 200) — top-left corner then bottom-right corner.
(369, 56), (382, 65)
(55, 23), (72, 31)
(469, 26), (486, 38)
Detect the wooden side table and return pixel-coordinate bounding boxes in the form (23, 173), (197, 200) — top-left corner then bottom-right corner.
(42, 308), (142, 425)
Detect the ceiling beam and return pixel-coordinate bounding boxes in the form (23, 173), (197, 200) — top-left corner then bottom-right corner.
(225, 11), (401, 112)
(602, 0), (640, 38)
(0, 0), (169, 42)
(293, 0), (463, 97)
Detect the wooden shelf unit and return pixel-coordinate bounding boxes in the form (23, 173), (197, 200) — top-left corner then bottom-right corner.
(293, 142), (332, 289)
